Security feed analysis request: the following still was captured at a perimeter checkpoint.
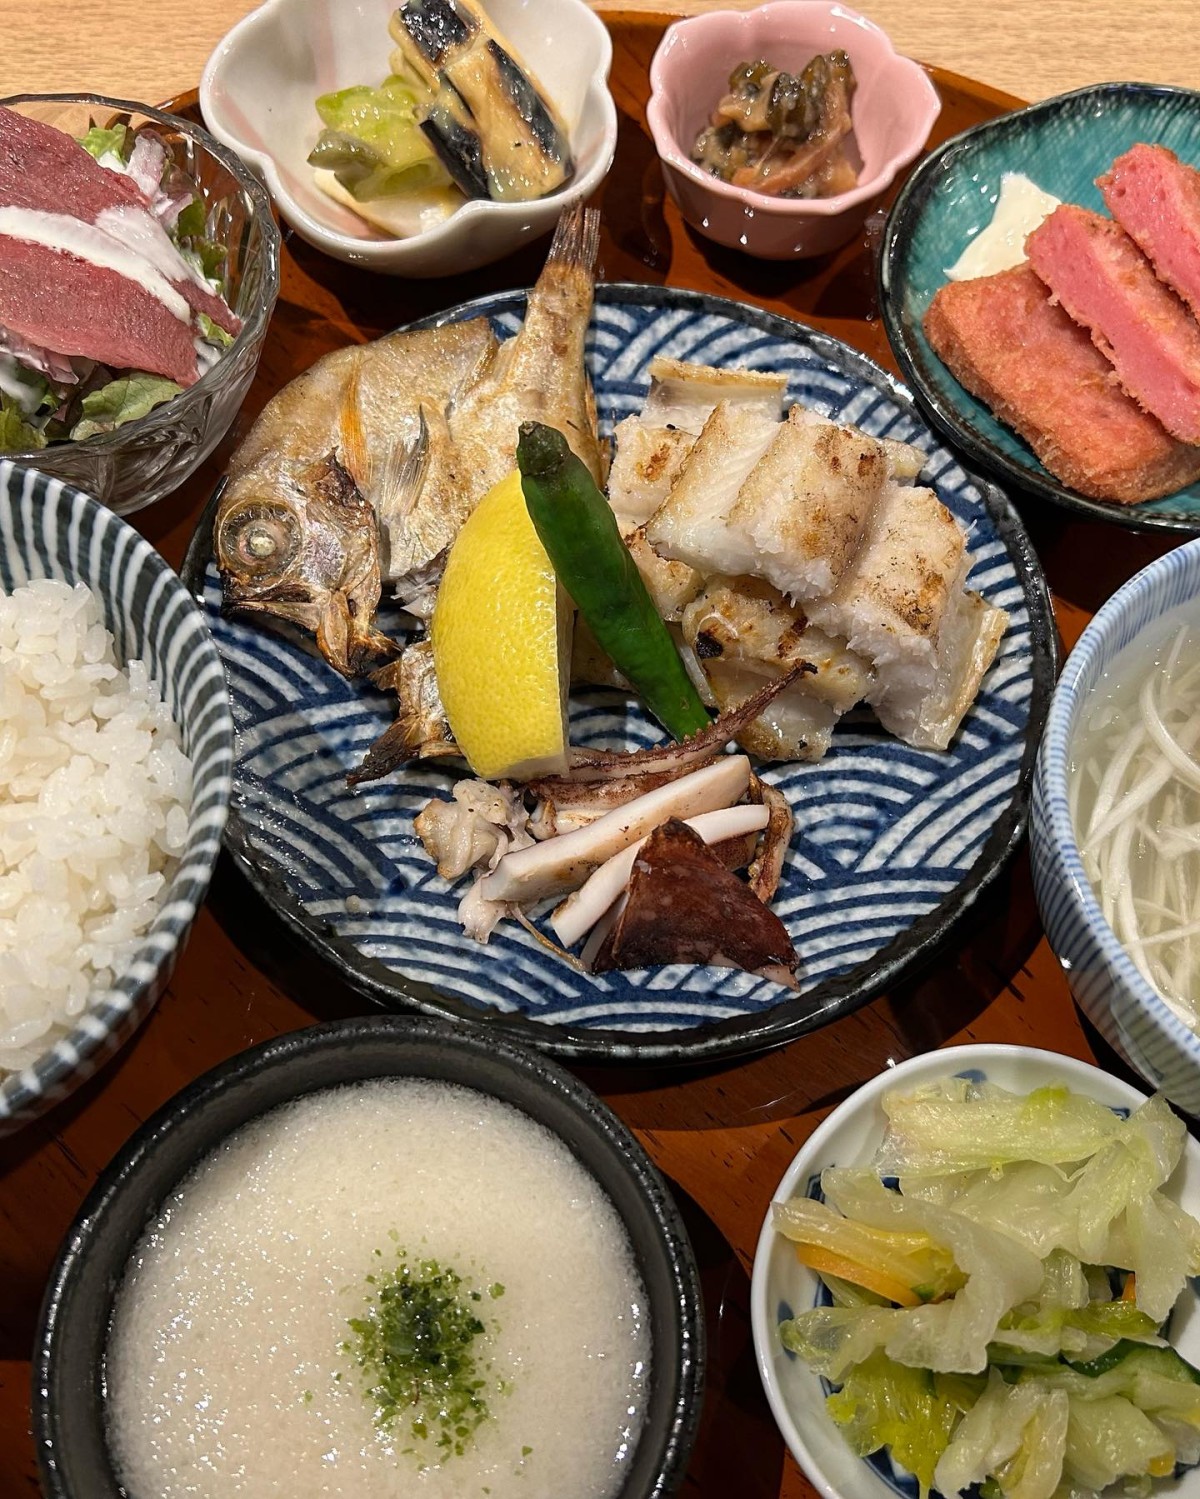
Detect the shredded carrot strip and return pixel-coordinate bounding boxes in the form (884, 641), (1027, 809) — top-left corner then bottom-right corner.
(794, 1243), (922, 1307)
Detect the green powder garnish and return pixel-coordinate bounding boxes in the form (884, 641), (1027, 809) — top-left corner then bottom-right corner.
(344, 1248), (497, 1458)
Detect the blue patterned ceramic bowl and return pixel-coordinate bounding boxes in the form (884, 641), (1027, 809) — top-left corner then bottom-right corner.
(0, 462), (234, 1133)
(1031, 538), (1200, 1113)
(880, 83), (1200, 534)
(750, 1044), (1200, 1499)
(183, 285), (1055, 1064)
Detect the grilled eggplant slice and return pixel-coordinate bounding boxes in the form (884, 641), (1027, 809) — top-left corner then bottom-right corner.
(389, 0), (574, 203)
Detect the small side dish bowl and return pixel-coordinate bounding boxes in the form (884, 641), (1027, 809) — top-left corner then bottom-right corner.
(0, 93), (279, 517)
(1031, 538), (1200, 1114)
(880, 82), (1200, 534)
(749, 1043), (1200, 1499)
(646, 1), (940, 261)
(200, 0), (618, 277)
(33, 1015), (705, 1499)
(0, 462), (233, 1133)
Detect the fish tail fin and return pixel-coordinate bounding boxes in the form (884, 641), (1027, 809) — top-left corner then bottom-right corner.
(545, 201), (600, 276)
(347, 716), (419, 786)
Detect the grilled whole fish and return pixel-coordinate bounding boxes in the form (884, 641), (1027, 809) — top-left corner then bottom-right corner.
(216, 203), (601, 675)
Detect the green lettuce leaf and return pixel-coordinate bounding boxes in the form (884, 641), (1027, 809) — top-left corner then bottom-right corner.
(197, 312), (234, 350)
(70, 374), (182, 440)
(308, 75), (449, 201)
(826, 1351), (974, 1499)
(878, 1079), (1126, 1177)
(174, 195), (208, 240)
(0, 395), (47, 452)
(78, 123), (129, 162)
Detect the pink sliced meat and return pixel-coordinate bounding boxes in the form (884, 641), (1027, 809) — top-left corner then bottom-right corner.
(0, 106), (240, 348)
(1100, 143), (1200, 319)
(0, 236), (203, 387)
(924, 265), (1200, 504)
(1025, 204), (1200, 443)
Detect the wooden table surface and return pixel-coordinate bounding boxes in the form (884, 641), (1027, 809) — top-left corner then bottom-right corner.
(0, 5), (1192, 1498)
(2, 0), (1198, 105)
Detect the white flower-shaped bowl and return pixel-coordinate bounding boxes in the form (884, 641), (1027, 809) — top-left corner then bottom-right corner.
(200, 0), (617, 277)
(749, 1043), (1200, 1499)
(647, 1), (940, 260)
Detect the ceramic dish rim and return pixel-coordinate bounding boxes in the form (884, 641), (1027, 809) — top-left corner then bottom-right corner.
(31, 1013), (706, 1499)
(181, 281), (1058, 1067)
(879, 80), (1200, 536)
(198, 0), (618, 261)
(1037, 535), (1200, 1064)
(0, 90), (281, 469)
(747, 1041), (1184, 1498)
(645, 1), (941, 219)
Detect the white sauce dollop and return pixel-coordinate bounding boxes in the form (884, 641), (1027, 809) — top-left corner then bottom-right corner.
(0, 206), (191, 320)
(945, 172), (1062, 281)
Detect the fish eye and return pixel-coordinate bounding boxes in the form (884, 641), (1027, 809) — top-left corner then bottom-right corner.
(219, 501), (302, 580)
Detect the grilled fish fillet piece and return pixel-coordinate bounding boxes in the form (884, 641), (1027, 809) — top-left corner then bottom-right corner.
(645, 401), (894, 595)
(876, 587), (1009, 750)
(643, 401), (781, 576)
(703, 659), (841, 761)
(805, 483), (1007, 749)
(725, 407), (890, 602)
(682, 575), (872, 713)
(642, 356), (787, 433)
(621, 524), (702, 622)
(607, 419), (695, 524)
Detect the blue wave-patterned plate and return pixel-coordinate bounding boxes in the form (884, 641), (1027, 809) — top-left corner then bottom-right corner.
(182, 285), (1056, 1063)
(881, 83), (1200, 535)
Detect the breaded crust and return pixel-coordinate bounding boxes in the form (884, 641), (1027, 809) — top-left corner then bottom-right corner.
(924, 265), (1200, 504)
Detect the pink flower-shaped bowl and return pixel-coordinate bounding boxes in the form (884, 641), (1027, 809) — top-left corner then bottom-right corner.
(647, 2), (941, 260)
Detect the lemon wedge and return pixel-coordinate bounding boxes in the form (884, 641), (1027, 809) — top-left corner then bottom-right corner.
(431, 471), (572, 780)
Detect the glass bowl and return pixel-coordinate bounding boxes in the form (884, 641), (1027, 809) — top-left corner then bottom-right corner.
(0, 93), (281, 515)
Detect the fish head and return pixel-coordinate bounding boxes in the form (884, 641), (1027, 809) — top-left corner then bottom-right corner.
(214, 452), (399, 677)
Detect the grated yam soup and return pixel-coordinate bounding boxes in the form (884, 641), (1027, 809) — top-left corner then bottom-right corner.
(106, 1079), (651, 1499)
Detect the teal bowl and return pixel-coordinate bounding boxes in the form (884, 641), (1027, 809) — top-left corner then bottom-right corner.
(880, 83), (1200, 535)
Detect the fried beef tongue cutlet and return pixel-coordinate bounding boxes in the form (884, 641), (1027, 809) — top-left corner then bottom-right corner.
(1101, 143), (1200, 320)
(1025, 204), (1200, 444)
(924, 265), (1200, 504)
(590, 817), (799, 988)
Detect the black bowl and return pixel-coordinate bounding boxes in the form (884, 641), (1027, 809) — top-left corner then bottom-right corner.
(33, 1017), (704, 1498)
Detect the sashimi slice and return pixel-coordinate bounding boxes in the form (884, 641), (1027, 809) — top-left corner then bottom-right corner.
(0, 105), (240, 363)
(0, 236), (203, 386)
(1101, 143), (1200, 319)
(924, 265), (1200, 503)
(1026, 204), (1200, 443)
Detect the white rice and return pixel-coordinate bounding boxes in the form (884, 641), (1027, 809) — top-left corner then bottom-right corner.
(0, 578), (193, 1073)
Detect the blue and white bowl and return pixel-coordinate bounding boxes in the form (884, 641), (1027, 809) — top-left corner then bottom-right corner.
(1031, 538), (1200, 1114)
(750, 1043), (1200, 1499)
(0, 462), (234, 1132)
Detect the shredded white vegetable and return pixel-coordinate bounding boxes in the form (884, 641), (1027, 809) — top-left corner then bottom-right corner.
(1071, 614), (1200, 1030)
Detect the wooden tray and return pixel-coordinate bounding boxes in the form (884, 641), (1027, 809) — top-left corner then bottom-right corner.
(0, 17), (1183, 1496)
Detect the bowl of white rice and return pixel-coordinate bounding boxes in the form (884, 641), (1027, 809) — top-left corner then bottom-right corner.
(0, 459), (233, 1132)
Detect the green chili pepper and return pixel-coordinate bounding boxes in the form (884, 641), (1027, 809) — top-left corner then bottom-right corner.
(517, 421), (710, 742)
